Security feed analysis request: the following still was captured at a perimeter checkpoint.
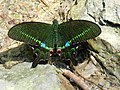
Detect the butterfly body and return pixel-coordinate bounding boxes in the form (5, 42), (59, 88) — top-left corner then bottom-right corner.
(8, 19), (101, 68)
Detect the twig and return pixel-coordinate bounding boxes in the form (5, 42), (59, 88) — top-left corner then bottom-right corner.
(74, 69), (105, 90)
(61, 69), (90, 90)
(39, 0), (49, 7)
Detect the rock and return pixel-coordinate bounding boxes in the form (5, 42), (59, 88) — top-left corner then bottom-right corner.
(81, 0), (120, 24)
(75, 58), (99, 78)
(99, 26), (120, 51)
(70, 0), (86, 20)
(3, 60), (23, 69)
(0, 63), (75, 90)
(102, 0), (120, 24)
(88, 37), (118, 53)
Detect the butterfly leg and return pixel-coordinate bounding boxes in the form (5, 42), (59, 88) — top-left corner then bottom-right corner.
(70, 46), (78, 67)
(31, 48), (41, 68)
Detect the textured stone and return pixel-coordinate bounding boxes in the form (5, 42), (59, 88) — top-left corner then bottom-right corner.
(102, 0), (120, 24)
(99, 26), (120, 51)
(82, 0), (120, 24)
(0, 63), (67, 90)
(70, 0), (86, 20)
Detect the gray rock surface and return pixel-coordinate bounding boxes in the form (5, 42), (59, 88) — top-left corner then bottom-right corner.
(0, 63), (63, 90)
(82, 0), (120, 24)
(102, 0), (120, 24)
(99, 26), (120, 50)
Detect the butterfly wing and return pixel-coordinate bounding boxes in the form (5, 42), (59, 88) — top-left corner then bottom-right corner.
(58, 20), (101, 49)
(8, 22), (53, 50)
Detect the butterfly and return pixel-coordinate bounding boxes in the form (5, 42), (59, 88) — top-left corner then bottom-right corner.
(8, 19), (101, 68)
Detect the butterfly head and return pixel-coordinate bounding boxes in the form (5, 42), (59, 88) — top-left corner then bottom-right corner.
(49, 44), (62, 57)
(49, 49), (62, 57)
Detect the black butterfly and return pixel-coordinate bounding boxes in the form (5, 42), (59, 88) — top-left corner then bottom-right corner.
(8, 19), (101, 68)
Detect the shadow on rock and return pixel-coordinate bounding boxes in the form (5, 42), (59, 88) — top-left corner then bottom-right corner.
(0, 44), (34, 69)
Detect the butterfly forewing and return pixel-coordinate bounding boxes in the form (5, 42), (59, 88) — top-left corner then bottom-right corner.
(59, 20), (101, 44)
(8, 22), (53, 48)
